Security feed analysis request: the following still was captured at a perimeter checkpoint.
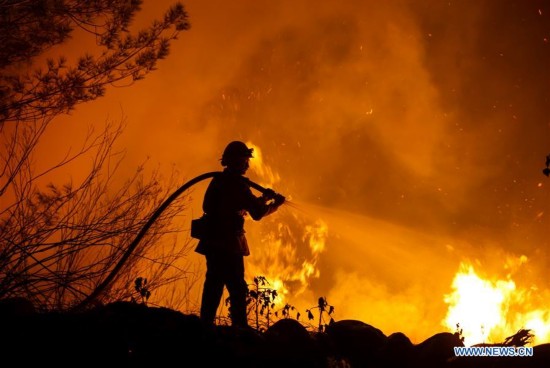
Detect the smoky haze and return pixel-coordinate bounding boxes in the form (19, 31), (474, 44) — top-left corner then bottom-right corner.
(35, 0), (550, 343)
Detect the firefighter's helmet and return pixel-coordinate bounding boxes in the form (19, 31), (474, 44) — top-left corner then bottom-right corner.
(221, 141), (254, 165)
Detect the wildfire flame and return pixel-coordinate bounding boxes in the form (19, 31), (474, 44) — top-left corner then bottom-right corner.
(240, 143), (550, 342)
(245, 143), (328, 310)
(444, 261), (550, 346)
(246, 141), (281, 189)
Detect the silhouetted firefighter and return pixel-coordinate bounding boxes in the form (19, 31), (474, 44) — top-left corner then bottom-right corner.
(194, 141), (285, 328)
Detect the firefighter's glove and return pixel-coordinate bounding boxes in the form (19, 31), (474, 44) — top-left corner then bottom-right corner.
(272, 193), (285, 208)
(262, 188), (277, 201)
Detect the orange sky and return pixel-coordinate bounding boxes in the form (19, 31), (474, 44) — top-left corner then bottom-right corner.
(25, 0), (550, 344)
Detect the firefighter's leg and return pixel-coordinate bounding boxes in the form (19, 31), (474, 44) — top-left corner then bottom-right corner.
(225, 254), (249, 327)
(200, 254), (225, 325)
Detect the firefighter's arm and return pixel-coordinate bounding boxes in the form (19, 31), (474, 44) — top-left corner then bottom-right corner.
(271, 193), (285, 208)
(248, 191), (285, 220)
(259, 193), (285, 218)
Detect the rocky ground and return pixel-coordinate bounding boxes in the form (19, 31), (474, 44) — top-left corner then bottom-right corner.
(0, 299), (548, 367)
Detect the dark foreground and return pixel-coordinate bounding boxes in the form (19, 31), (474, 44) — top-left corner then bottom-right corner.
(0, 299), (548, 367)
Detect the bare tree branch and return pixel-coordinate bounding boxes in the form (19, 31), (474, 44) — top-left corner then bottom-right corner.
(0, 1), (190, 123)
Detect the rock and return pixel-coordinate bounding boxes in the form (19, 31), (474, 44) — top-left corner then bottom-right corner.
(262, 318), (322, 367)
(0, 297), (35, 316)
(415, 332), (464, 367)
(380, 332), (415, 367)
(325, 319), (387, 367)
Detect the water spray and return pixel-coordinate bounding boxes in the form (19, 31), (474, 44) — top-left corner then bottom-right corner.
(71, 171), (287, 311)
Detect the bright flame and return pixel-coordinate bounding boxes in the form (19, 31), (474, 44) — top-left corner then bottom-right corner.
(246, 142), (280, 189)
(246, 216), (329, 310)
(524, 311), (550, 339)
(444, 261), (550, 346)
(443, 263), (515, 345)
(245, 142), (328, 312)
(304, 219), (328, 253)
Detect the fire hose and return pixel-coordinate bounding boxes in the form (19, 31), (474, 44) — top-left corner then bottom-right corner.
(71, 171), (284, 312)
